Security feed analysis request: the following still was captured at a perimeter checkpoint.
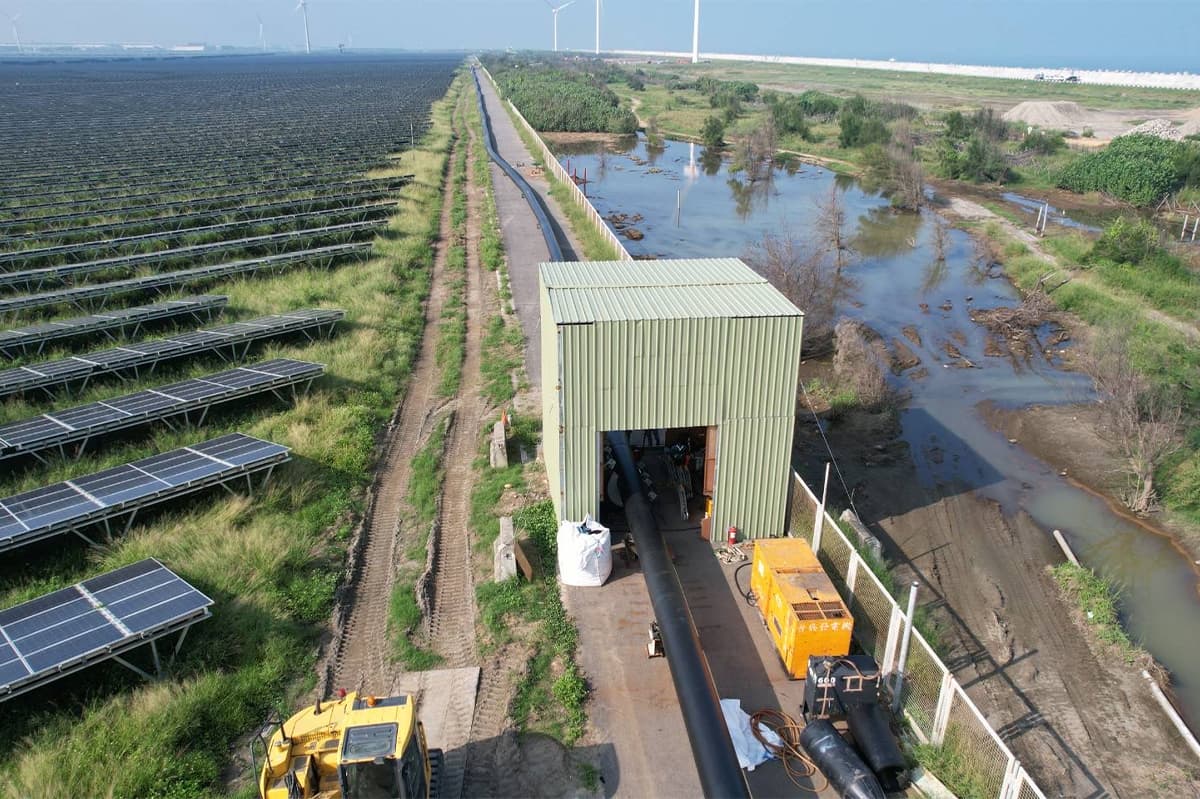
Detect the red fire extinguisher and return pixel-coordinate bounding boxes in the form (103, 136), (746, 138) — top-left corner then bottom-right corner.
(727, 525), (738, 547)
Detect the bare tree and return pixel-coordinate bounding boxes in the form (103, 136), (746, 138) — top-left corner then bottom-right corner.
(816, 185), (851, 271)
(1086, 331), (1184, 513)
(732, 114), (777, 183)
(932, 218), (949, 262)
(744, 229), (847, 354)
(833, 319), (892, 410)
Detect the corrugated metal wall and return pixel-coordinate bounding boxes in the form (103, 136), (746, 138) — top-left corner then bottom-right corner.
(543, 282), (804, 539)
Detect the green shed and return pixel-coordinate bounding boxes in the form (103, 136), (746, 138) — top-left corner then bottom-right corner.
(540, 258), (804, 541)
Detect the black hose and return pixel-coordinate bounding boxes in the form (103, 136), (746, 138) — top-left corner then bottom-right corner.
(607, 431), (750, 799)
(734, 561), (757, 607)
(470, 67), (565, 262)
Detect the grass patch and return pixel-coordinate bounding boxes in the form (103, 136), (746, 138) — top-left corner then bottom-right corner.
(388, 569), (442, 671)
(0, 70), (464, 799)
(408, 417), (449, 527)
(476, 501), (587, 745)
(481, 315), (523, 405)
(912, 726), (1000, 799)
(1050, 562), (1142, 662)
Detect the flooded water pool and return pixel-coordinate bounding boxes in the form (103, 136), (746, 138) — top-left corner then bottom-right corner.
(556, 134), (1200, 726)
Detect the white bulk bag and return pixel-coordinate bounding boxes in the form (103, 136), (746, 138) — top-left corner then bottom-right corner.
(556, 515), (612, 587)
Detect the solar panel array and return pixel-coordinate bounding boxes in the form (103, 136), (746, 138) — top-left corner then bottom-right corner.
(0, 309), (344, 400)
(0, 433), (291, 553)
(0, 358), (323, 462)
(0, 204), (397, 267)
(0, 244), (369, 318)
(0, 558), (214, 701)
(0, 296), (227, 359)
(0, 220), (382, 293)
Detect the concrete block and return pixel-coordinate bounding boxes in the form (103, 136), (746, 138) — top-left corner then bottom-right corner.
(489, 420), (508, 468)
(494, 516), (517, 581)
(839, 509), (884, 561)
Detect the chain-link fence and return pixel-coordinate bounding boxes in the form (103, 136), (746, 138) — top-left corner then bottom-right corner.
(476, 66), (633, 261)
(790, 472), (1047, 799)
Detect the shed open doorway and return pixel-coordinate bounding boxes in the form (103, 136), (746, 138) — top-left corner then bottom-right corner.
(599, 426), (717, 545)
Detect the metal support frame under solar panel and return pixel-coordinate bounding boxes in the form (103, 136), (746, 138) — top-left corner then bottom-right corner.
(0, 220), (382, 293)
(0, 296), (227, 360)
(0, 203), (398, 268)
(0, 185), (410, 247)
(0, 176), (408, 235)
(0, 558), (216, 702)
(0, 359), (323, 464)
(0, 309), (344, 400)
(0, 244), (369, 320)
(0, 433), (290, 554)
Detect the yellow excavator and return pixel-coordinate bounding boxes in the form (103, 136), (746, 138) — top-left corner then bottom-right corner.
(255, 690), (443, 799)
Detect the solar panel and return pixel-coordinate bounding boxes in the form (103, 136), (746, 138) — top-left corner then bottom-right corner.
(0, 296), (227, 359)
(0, 244), (369, 319)
(0, 221), (382, 293)
(0, 308), (344, 399)
(0, 359), (322, 462)
(0, 558), (213, 701)
(0, 433), (290, 553)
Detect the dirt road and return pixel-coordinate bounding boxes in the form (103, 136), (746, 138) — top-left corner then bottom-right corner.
(795, 409), (1200, 797)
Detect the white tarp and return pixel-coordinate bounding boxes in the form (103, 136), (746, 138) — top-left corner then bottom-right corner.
(720, 698), (781, 772)
(557, 515), (612, 587)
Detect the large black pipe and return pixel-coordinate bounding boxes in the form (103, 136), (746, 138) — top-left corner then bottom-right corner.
(606, 431), (751, 799)
(470, 67), (565, 262)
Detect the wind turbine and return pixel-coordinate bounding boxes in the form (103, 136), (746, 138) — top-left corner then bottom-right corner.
(594, 0), (600, 55)
(3, 11), (21, 54)
(545, 0), (575, 53)
(691, 0), (700, 64)
(295, 0), (311, 54)
(257, 14), (266, 52)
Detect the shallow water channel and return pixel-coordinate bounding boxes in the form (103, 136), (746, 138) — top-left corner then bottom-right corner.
(554, 135), (1200, 727)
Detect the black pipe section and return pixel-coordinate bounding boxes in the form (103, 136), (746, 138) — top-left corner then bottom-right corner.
(845, 705), (910, 792)
(606, 431), (750, 799)
(470, 67), (565, 262)
(798, 721), (887, 799)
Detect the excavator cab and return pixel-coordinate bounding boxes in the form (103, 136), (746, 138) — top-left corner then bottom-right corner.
(257, 692), (441, 799)
(339, 722), (429, 799)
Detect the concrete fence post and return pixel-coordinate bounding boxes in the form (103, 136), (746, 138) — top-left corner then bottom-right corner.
(812, 462), (831, 551)
(891, 581), (920, 713)
(999, 757), (1022, 799)
(881, 604), (903, 675)
(846, 551), (860, 594)
(931, 671), (956, 745)
(1184, 215), (1191, 241)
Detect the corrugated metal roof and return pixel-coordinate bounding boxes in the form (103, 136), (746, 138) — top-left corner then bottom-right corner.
(541, 258), (803, 324)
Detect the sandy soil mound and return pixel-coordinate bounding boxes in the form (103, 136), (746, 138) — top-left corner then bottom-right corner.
(1003, 101), (1090, 130)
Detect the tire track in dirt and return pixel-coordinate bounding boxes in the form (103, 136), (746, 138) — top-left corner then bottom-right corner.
(326, 124), (460, 697)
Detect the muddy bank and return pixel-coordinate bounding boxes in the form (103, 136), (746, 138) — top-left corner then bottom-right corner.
(793, 408), (1200, 797)
(984, 401), (1200, 566)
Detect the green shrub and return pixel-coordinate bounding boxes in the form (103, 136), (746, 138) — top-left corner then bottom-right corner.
(701, 115), (726, 147)
(487, 59), (637, 134)
(1058, 134), (1190, 205)
(838, 110), (890, 149)
(797, 89), (841, 120)
(1089, 216), (1161, 265)
(939, 134), (1010, 182)
(1020, 129), (1065, 154)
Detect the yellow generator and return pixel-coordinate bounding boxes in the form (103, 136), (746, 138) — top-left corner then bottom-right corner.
(256, 691), (442, 799)
(751, 538), (853, 679)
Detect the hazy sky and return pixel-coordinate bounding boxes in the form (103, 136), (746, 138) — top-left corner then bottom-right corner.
(4, 0), (1195, 72)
